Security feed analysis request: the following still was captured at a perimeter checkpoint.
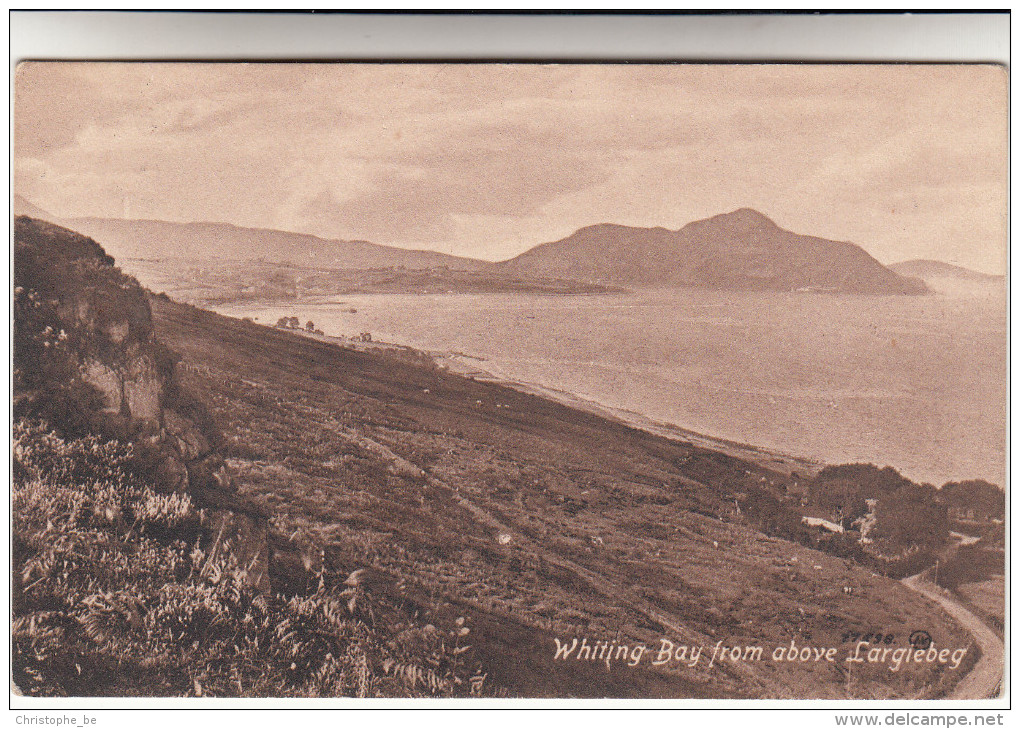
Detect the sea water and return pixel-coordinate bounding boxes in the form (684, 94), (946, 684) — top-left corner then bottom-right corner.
(213, 286), (1007, 487)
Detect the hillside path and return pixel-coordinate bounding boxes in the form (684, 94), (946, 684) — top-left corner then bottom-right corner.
(901, 574), (1003, 699)
(306, 410), (773, 694)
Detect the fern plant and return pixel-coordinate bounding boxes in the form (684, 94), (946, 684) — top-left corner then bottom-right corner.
(12, 419), (492, 698)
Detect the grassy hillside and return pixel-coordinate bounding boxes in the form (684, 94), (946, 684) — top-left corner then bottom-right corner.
(150, 296), (972, 699)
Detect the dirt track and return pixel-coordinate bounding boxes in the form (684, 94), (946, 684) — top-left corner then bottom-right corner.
(901, 574), (1003, 699)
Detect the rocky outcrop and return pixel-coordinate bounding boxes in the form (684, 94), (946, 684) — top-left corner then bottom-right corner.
(13, 215), (271, 592)
(121, 354), (162, 421)
(82, 358), (123, 414)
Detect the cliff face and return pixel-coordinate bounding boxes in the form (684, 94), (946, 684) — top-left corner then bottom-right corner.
(13, 216), (270, 592)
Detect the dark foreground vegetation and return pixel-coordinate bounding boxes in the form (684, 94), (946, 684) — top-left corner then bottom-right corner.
(12, 218), (486, 697)
(12, 422), (486, 697)
(12, 216), (985, 699)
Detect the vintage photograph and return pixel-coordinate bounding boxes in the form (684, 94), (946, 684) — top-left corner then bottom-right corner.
(12, 62), (1006, 700)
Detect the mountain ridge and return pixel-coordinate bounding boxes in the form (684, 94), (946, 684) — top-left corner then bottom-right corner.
(889, 259), (1004, 283)
(14, 195), (929, 294)
(498, 208), (927, 295)
(61, 216), (492, 271)
(12, 194), (58, 222)
(14, 194), (490, 271)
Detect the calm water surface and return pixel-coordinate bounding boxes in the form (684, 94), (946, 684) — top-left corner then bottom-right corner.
(214, 287), (1006, 486)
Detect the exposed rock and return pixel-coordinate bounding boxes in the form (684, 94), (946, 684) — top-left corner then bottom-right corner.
(122, 355), (162, 421)
(163, 409), (211, 461)
(104, 319), (130, 344)
(81, 358), (122, 414)
(74, 299), (95, 329)
(14, 215), (273, 594)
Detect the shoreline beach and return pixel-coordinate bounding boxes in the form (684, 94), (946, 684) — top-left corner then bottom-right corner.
(210, 283), (1006, 488)
(281, 322), (824, 479)
(434, 351), (824, 479)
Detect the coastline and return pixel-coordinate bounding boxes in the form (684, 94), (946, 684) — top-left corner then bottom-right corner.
(150, 295), (984, 701)
(433, 351), (824, 479)
(282, 323), (824, 479)
(210, 285), (1008, 488)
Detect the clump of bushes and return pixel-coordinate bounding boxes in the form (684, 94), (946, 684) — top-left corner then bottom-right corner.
(12, 420), (488, 698)
(869, 483), (949, 553)
(802, 463), (952, 561)
(940, 479), (1005, 522)
(808, 463), (914, 530)
(740, 487), (808, 542)
(935, 543), (1005, 591)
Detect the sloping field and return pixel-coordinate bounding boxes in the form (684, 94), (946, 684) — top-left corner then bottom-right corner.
(152, 297), (973, 699)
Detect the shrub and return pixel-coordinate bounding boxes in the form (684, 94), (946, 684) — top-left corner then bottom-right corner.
(939, 479), (1005, 521)
(808, 463), (914, 528)
(742, 487), (807, 541)
(870, 483), (949, 553)
(12, 420), (488, 698)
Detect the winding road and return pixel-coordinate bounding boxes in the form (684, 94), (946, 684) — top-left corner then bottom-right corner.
(901, 574), (1003, 699)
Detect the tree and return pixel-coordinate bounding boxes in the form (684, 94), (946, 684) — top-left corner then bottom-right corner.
(742, 488), (804, 540)
(870, 483), (949, 551)
(810, 463), (914, 529)
(288, 316), (299, 328)
(276, 317), (290, 328)
(939, 479), (1004, 520)
(814, 479), (870, 529)
(813, 463), (913, 499)
(305, 321), (315, 332)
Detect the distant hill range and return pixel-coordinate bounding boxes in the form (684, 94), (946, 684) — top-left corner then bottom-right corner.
(12, 194), (58, 221)
(889, 259), (1004, 284)
(15, 196), (929, 295)
(497, 208), (926, 295)
(14, 195), (487, 271)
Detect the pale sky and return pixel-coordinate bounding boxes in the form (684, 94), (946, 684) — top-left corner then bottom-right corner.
(14, 63), (1008, 273)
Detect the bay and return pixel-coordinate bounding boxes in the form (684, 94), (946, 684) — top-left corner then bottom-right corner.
(213, 286), (1007, 487)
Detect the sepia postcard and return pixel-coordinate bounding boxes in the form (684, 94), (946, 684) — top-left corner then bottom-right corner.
(11, 60), (1007, 705)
